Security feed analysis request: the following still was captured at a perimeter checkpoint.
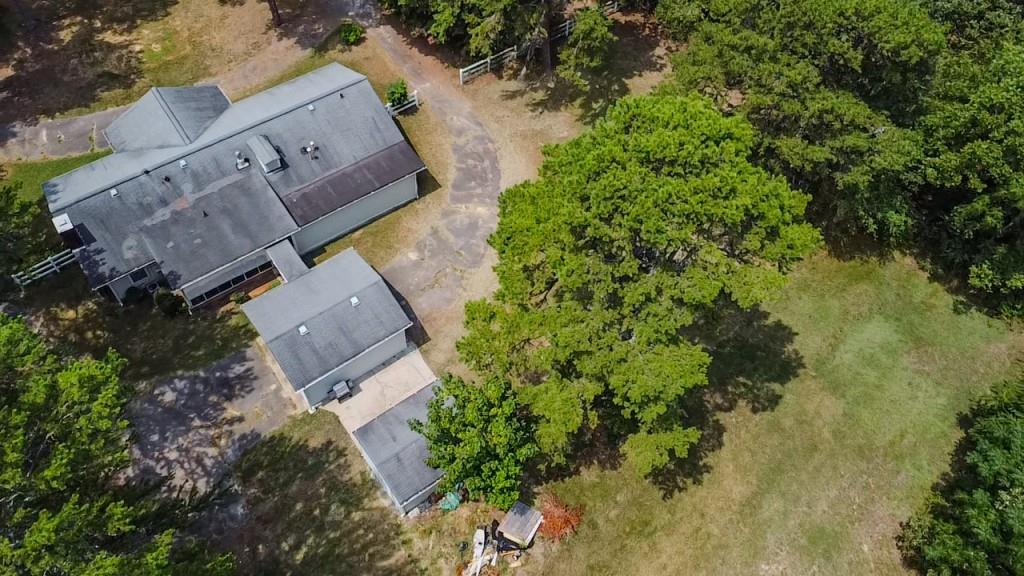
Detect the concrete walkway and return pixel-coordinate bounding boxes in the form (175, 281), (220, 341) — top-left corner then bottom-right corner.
(325, 347), (437, 431)
(0, 107), (121, 161)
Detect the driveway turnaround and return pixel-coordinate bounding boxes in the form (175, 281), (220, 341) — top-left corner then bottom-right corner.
(129, 346), (301, 492)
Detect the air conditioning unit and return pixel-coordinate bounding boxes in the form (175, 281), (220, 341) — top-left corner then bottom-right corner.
(332, 381), (352, 402)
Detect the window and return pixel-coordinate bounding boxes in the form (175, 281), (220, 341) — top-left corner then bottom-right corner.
(129, 268), (148, 283)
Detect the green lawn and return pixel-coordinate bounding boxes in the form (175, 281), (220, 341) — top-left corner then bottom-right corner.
(2, 150), (111, 201)
(526, 254), (1024, 575)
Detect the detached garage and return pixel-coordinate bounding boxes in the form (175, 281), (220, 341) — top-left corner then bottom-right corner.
(241, 247), (412, 410)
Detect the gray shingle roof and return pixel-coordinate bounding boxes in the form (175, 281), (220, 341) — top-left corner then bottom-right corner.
(352, 382), (443, 512)
(104, 86), (231, 152)
(241, 249), (412, 391)
(265, 240), (309, 283)
(44, 63), (423, 291)
(64, 131), (299, 288)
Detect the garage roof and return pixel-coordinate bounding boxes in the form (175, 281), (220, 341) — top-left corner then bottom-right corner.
(352, 382), (443, 513)
(241, 249), (412, 391)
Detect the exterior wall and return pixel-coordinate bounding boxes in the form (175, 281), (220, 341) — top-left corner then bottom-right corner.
(291, 174), (418, 255)
(180, 251), (272, 305)
(105, 261), (163, 302)
(301, 329), (409, 408)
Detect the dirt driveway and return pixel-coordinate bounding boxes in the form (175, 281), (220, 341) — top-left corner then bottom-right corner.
(128, 346), (300, 492)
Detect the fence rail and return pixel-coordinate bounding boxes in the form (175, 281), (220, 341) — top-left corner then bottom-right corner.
(386, 90), (421, 116)
(458, 1), (622, 85)
(12, 249), (76, 288)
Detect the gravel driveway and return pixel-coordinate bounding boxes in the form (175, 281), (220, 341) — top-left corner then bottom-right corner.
(128, 346), (300, 492)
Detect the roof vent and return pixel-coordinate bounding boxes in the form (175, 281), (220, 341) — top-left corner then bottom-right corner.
(235, 151), (250, 170)
(350, 296), (360, 307)
(179, 159), (188, 169)
(108, 187), (119, 197)
(307, 103), (316, 111)
(298, 324), (309, 336)
(246, 135), (283, 174)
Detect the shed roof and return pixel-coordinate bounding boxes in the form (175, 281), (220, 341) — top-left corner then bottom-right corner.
(241, 249), (412, 391)
(352, 382), (443, 512)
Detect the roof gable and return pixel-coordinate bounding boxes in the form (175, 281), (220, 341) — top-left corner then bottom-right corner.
(104, 86), (230, 152)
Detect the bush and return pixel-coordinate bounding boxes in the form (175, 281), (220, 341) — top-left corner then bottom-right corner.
(230, 291), (250, 306)
(338, 20), (364, 45)
(899, 379), (1024, 574)
(386, 79), (409, 106)
(122, 286), (147, 306)
(153, 288), (185, 317)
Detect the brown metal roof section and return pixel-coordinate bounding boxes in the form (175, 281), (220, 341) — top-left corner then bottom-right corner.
(279, 140), (424, 226)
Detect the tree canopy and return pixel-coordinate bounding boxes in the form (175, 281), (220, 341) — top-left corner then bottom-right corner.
(411, 375), (537, 509)
(456, 95), (820, 478)
(380, 0), (553, 56)
(555, 7), (617, 92)
(0, 315), (232, 575)
(0, 183), (48, 278)
(900, 379), (1024, 574)
(653, 0), (1024, 313)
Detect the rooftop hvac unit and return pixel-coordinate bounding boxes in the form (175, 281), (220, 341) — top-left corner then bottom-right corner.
(246, 135), (283, 173)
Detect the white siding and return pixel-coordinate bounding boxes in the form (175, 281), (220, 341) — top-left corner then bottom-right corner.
(301, 329), (409, 408)
(291, 175), (418, 255)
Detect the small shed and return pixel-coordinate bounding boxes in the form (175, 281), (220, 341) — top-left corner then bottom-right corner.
(496, 502), (544, 548)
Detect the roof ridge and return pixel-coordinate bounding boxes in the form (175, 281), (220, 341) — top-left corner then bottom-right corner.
(150, 87), (192, 144)
(48, 67), (368, 211)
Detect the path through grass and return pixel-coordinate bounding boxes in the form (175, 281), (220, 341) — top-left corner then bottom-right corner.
(528, 255), (1024, 575)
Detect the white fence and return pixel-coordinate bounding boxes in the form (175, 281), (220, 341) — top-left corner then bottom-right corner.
(12, 249), (76, 288)
(458, 1), (621, 85)
(386, 90), (421, 116)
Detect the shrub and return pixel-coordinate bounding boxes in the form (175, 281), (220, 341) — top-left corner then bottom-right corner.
(230, 291), (250, 306)
(386, 79), (409, 106)
(338, 20), (364, 45)
(153, 288), (185, 317)
(122, 286), (147, 306)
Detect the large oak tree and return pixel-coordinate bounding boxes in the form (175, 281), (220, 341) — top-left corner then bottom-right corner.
(455, 95), (820, 477)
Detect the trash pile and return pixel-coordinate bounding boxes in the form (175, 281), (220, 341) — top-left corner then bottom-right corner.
(460, 501), (543, 576)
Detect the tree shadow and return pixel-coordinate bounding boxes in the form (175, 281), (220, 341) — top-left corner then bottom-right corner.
(201, 433), (423, 575)
(17, 272), (256, 381)
(499, 14), (667, 124)
(650, 305), (804, 497)
(126, 346), (290, 494)
(0, 0), (178, 127)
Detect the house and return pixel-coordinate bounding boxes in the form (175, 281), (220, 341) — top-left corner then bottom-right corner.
(240, 248), (412, 410)
(42, 63), (425, 308)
